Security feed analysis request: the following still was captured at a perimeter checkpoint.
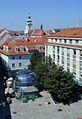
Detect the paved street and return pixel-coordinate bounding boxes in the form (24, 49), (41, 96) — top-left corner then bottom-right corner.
(10, 91), (82, 119)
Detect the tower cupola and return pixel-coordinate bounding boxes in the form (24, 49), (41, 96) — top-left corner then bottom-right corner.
(24, 13), (32, 34)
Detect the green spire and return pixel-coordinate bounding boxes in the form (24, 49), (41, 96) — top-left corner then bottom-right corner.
(26, 12), (32, 28)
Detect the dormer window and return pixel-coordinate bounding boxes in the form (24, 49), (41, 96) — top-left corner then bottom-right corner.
(20, 46), (24, 52)
(55, 39), (57, 42)
(76, 40), (78, 44)
(34, 39), (37, 42)
(59, 39), (62, 43)
(3, 45), (9, 52)
(27, 39), (30, 42)
(64, 39), (66, 43)
(51, 38), (53, 42)
(15, 46), (18, 52)
(69, 39), (72, 44)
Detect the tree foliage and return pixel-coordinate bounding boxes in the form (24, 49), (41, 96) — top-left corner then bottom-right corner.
(30, 54), (79, 102)
(29, 50), (42, 71)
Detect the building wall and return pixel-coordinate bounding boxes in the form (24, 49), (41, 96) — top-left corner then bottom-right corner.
(0, 53), (31, 70)
(45, 37), (82, 81)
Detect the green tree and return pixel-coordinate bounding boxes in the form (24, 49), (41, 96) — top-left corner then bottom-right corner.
(44, 64), (76, 102)
(35, 56), (53, 83)
(35, 59), (46, 84)
(30, 53), (79, 103)
(29, 50), (42, 71)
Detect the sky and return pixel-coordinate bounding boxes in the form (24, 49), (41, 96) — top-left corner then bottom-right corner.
(0, 0), (82, 31)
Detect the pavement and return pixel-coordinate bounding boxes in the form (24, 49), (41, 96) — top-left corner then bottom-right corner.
(10, 91), (82, 119)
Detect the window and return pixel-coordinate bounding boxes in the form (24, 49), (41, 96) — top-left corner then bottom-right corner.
(12, 63), (15, 68)
(73, 59), (76, 68)
(62, 48), (64, 55)
(67, 48), (70, 56)
(80, 50), (82, 56)
(19, 56), (21, 59)
(15, 46), (18, 52)
(69, 39), (72, 44)
(19, 63), (22, 66)
(55, 39), (57, 42)
(73, 49), (76, 55)
(64, 39), (66, 43)
(58, 55), (59, 60)
(20, 46), (24, 52)
(53, 54), (55, 58)
(59, 39), (62, 43)
(57, 47), (59, 54)
(76, 40), (78, 44)
(51, 38), (53, 42)
(53, 46), (55, 49)
(53, 54), (55, 61)
(12, 56), (15, 59)
(53, 46), (55, 53)
(67, 68), (70, 72)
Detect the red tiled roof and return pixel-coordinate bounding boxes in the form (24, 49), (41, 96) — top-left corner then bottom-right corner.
(28, 29), (46, 37)
(47, 30), (55, 35)
(28, 29), (34, 37)
(0, 38), (12, 46)
(9, 31), (19, 36)
(49, 27), (82, 38)
(27, 37), (48, 45)
(0, 39), (29, 55)
(32, 29), (46, 36)
(7, 39), (28, 47)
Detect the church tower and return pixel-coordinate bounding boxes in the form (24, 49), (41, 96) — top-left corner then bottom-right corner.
(24, 13), (32, 34)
